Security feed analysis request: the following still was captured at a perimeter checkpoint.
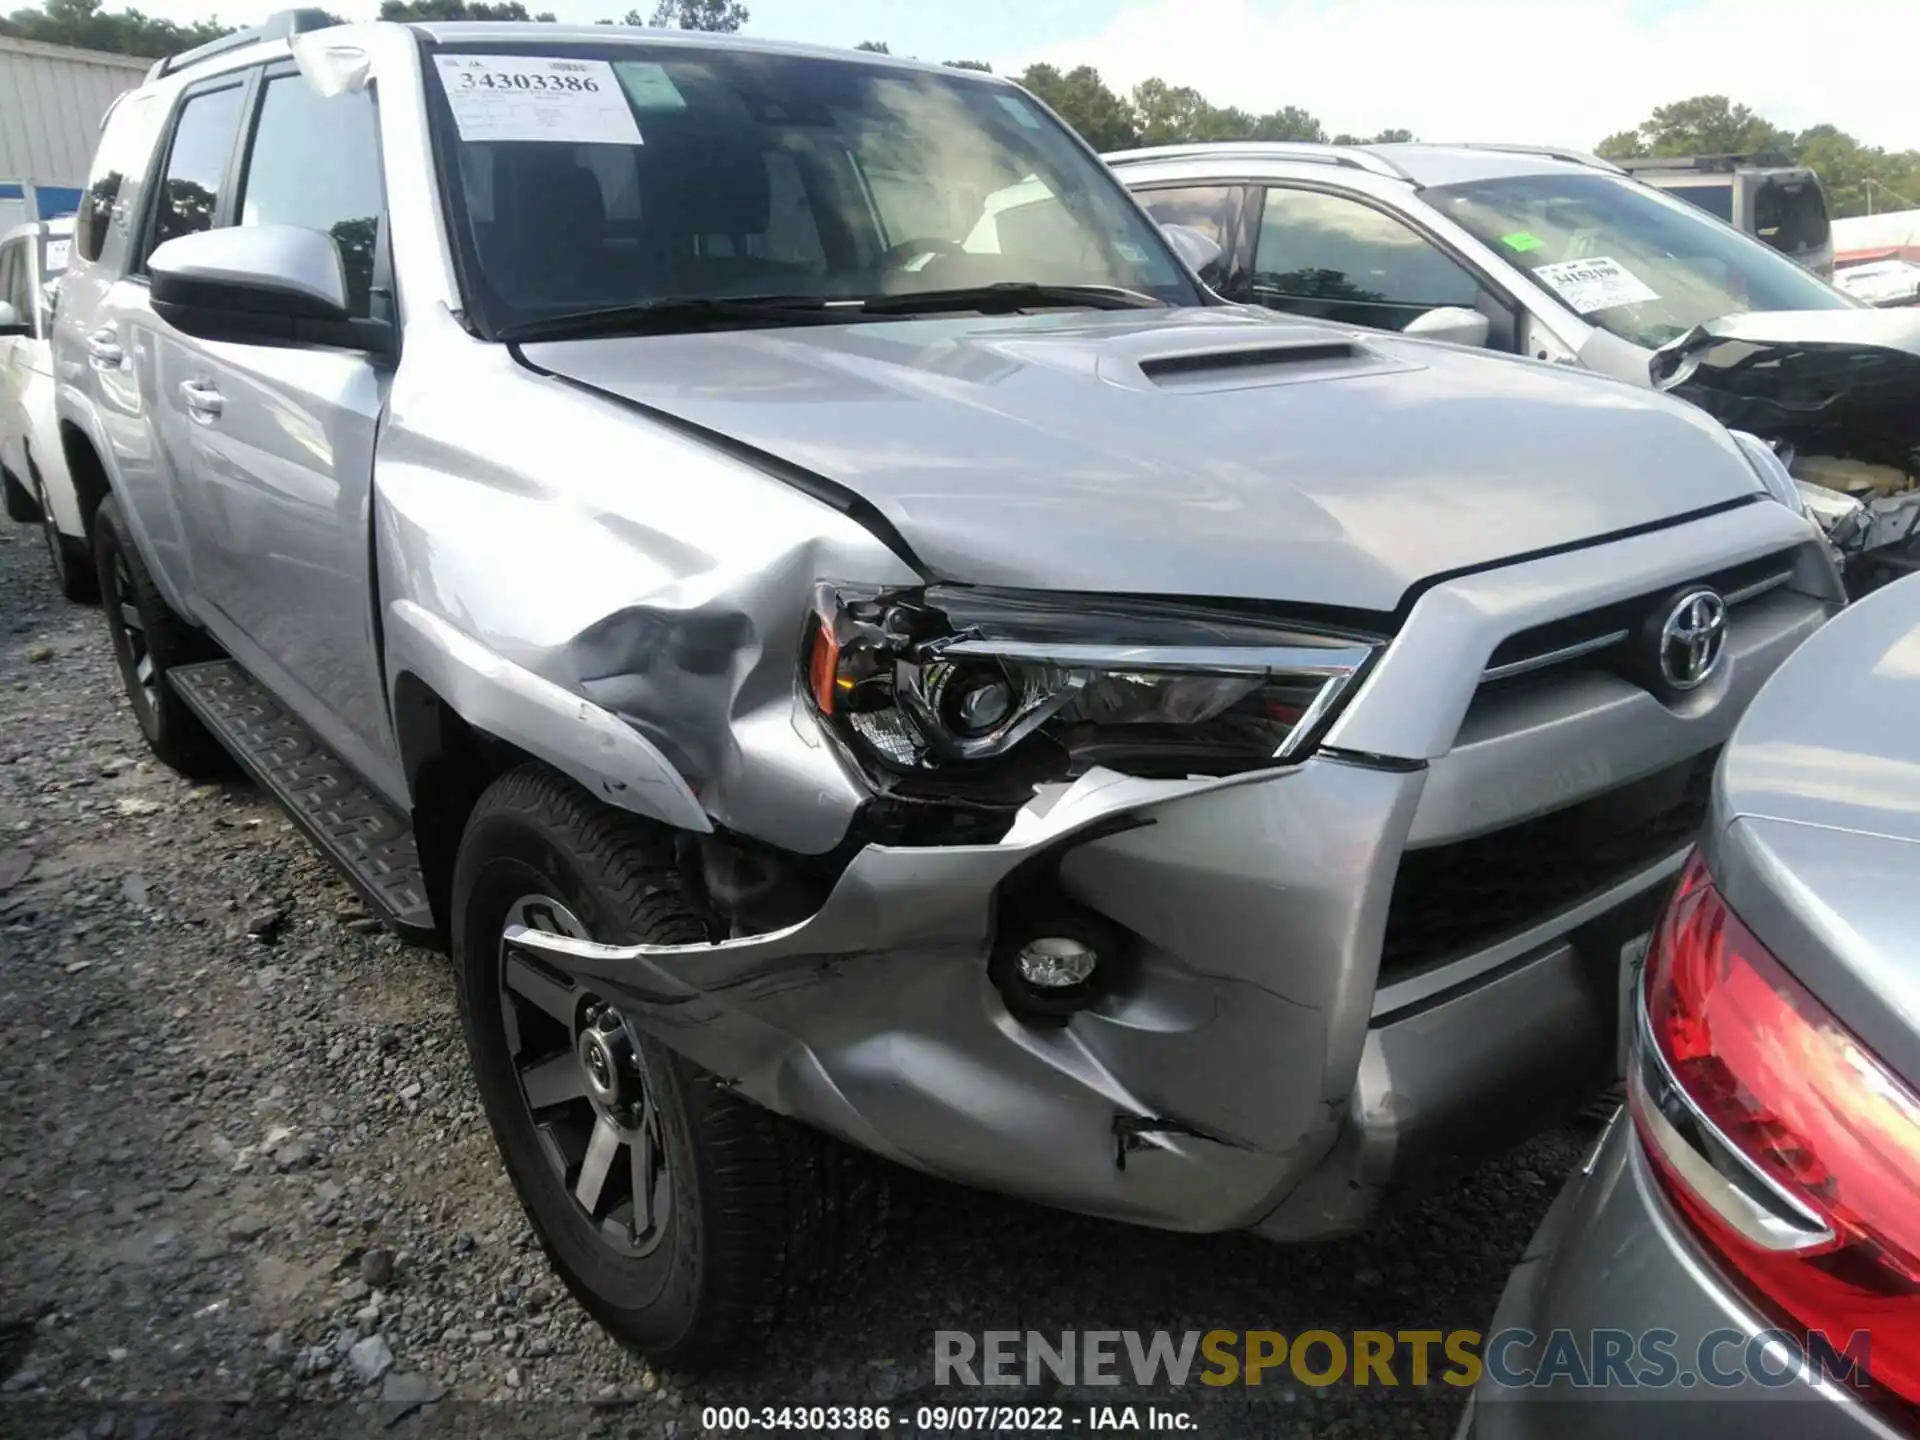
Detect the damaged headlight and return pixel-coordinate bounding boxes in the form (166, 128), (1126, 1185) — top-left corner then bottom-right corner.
(804, 584), (1380, 783)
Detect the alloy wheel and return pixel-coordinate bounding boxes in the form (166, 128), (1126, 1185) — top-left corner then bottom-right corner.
(498, 896), (671, 1258)
(110, 553), (158, 713)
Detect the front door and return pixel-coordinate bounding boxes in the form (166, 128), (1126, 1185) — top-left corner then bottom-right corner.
(165, 65), (398, 793)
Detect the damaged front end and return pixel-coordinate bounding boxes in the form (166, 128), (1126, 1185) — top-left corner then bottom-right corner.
(1652, 309), (1920, 594)
(507, 585), (1407, 1232)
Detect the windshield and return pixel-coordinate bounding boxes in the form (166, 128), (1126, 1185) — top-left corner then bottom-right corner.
(424, 42), (1195, 336)
(1426, 171), (1855, 349)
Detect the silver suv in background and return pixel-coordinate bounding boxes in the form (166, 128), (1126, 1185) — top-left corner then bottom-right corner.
(54, 13), (1841, 1367)
(1111, 142), (1920, 594)
(1618, 151), (1834, 278)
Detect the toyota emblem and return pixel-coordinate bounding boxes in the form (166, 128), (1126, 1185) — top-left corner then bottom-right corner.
(1658, 589), (1728, 691)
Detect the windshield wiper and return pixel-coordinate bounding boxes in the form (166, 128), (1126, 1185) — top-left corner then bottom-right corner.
(857, 283), (1168, 316)
(495, 294), (854, 344)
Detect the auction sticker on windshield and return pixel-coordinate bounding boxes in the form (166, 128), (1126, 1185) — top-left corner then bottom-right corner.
(1532, 256), (1659, 315)
(434, 55), (643, 145)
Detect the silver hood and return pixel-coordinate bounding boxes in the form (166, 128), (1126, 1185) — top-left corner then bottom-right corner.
(524, 309), (1765, 613)
(1652, 307), (1920, 468)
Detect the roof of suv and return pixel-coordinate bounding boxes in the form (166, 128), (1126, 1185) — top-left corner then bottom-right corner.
(1106, 141), (1627, 189)
(152, 10), (1003, 86)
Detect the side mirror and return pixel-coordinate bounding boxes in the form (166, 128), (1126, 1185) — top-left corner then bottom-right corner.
(1159, 222), (1224, 279)
(149, 225), (387, 352)
(0, 300), (26, 338)
(1402, 306), (1491, 348)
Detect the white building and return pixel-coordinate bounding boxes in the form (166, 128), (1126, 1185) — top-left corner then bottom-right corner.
(0, 34), (148, 231)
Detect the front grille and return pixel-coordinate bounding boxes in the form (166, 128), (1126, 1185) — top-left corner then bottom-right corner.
(1380, 752), (1713, 978)
(1481, 549), (1798, 686)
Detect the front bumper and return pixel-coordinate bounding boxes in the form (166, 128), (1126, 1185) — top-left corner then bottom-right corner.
(1463, 1118), (1905, 1439)
(509, 752), (1679, 1238)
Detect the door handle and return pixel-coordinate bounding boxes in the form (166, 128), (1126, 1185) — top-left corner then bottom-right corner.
(85, 330), (124, 369)
(179, 379), (223, 421)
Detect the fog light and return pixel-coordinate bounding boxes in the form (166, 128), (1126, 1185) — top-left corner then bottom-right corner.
(1016, 936), (1098, 989)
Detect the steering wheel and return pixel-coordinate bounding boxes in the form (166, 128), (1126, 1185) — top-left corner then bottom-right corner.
(879, 236), (968, 271)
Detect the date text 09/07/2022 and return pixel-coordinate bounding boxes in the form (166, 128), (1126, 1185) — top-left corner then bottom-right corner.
(701, 1405), (1198, 1432)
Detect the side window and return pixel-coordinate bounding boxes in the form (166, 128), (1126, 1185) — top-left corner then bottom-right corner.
(0, 242), (22, 323)
(237, 75), (385, 317)
(1245, 187), (1482, 331)
(74, 93), (161, 265)
(147, 84), (246, 262)
(1133, 184), (1238, 282)
(761, 152), (825, 270)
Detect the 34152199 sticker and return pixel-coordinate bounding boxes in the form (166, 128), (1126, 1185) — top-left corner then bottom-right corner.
(1531, 255), (1659, 315)
(433, 55), (642, 145)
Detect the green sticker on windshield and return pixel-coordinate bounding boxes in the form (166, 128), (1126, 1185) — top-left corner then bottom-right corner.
(614, 61), (687, 109)
(1501, 230), (1543, 253)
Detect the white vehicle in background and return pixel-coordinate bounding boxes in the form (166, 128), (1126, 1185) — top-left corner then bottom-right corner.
(1834, 257), (1920, 308)
(0, 216), (94, 602)
(1109, 142), (1920, 596)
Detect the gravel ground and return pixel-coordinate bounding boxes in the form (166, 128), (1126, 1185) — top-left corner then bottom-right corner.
(0, 519), (1589, 1439)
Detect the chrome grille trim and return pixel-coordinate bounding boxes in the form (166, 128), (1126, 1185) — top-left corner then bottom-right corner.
(1477, 566), (1798, 684)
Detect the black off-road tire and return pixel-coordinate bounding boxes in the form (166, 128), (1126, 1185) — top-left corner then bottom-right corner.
(452, 764), (888, 1371)
(92, 493), (226, 776)
(31, 455), (99, 604)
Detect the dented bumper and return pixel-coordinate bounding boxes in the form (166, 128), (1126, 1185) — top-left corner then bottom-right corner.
(506, 752), (1673, 1236)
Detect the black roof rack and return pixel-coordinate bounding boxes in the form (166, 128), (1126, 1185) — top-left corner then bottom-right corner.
(1618, 151), (1798, 175)
(1445, 142), (1626, 175)
(147, 8), (338, 80)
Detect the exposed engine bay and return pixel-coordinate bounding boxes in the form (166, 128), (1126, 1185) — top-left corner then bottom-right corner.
(1651, 308), (1920, 593)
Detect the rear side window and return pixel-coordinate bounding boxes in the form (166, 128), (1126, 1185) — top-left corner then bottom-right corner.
(236, 75), (386, 317)
(146, 84), (246, 262)
(1755, 179), (1830, 252)
(74, 93), (161, 264)
(1667, 180), (1733, 223)
(0, 241), (24, 322)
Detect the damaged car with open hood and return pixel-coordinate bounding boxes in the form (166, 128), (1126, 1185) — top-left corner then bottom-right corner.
(55, 13), (1846, 1366)
(1110, 141), (1920, 593)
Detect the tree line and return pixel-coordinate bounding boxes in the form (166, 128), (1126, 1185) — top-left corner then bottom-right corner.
(6, 0), (1914, 220)
(1598, 95), (1919, 221)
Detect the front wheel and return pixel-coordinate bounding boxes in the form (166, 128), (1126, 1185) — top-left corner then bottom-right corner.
(31, 457), (98, 604)
(92, 494), (224, 775)
(451, 765), (887, 1370)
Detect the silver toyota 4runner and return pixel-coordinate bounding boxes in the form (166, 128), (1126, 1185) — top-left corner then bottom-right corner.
(55, 10), (1843, 1366)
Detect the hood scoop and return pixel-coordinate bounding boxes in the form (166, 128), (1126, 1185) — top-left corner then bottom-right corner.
(1134, 337), (1389, 392)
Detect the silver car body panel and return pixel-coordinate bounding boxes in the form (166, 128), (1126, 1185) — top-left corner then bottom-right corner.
(50, 28), (1848, 1238)
(1466, 1122), (1902, 1437)
(1707, 571), (1920, 1088)
(1472, 576), (1920, 1435)
(521, 313), (1773, 615)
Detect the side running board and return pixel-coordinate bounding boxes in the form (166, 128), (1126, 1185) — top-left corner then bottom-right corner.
(168, 660), (438, 945)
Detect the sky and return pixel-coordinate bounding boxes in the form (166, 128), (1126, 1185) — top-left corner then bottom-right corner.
(132, 0), (1920, 152)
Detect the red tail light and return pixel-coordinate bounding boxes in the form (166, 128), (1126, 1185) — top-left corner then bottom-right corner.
(1632, 851), (1920, 1403)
